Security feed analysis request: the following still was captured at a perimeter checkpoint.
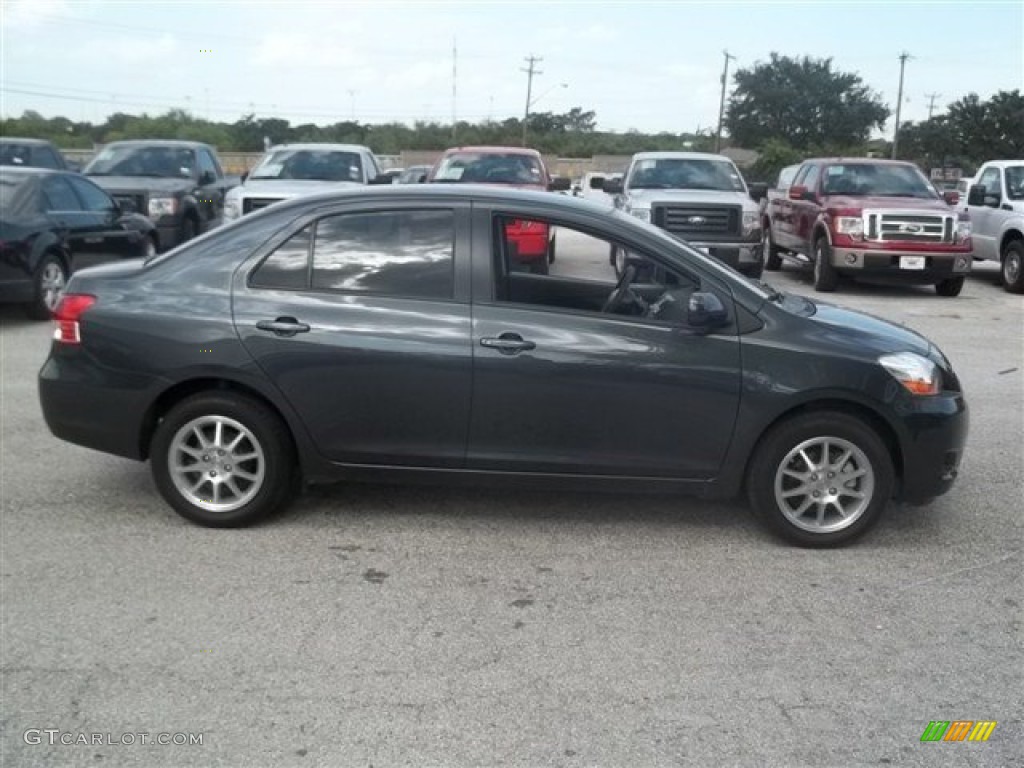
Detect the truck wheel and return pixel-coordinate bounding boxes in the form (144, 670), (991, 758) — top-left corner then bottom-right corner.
(746, 411), (894, 547)
(812, 237), (839, 292)
(180, 216), (198, 244)
(762, 225), (782, 270)
(548, 234), (557, 264)
(744, 259), (764, 280)
(24, 252), (68, 320)
(935, 276), (965, 297)
(1002, 240), (1024, 294)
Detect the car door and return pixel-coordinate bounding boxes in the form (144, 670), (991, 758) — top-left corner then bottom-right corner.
(196, 149), (225, 227)
(232, 202), (474, 467)
(967, 166), (1001, 261)
(40, 175), (92, 267)
(64, 175), (140, 268)
(791, 163), (821, 255)
(774, 163), (809, 249)
(466, 206), (742, 479)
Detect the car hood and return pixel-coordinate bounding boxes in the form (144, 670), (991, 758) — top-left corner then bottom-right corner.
(822, 195), (950, 212)
(625, 188), (752, 207)
(85, 176), (194, 195)
(802, 300), (933, 358)
(231, 179), (363, 198)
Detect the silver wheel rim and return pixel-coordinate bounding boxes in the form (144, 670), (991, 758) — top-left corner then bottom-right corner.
(762, 228), (771, 256)
(40, 262), (66, 310)
(145, 238), (157, 258)
(1006, 252), (1021, 283)
(614, 247), (625, 275)
(774, 436), (875, 533)
(168, 415), (266, 513)
(814, 245), (823, 280)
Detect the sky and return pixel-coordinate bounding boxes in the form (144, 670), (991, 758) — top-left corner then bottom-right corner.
(1, 0), (1022, 140)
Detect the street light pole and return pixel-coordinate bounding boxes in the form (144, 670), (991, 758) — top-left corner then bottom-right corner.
(521, 54), (543, 147)
(715, 50), (736, 154)
(892, 51), (912, 159)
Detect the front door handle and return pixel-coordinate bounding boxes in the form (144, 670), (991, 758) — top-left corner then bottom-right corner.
(256, 317), (310, 337)
(480, 333), (536, 355)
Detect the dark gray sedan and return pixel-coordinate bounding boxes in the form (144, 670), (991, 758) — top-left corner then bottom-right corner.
(38, 186), (968, 546)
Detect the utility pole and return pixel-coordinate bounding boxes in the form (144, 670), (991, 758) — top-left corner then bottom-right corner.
(451, 37), (458, 142)
(891, 51), (912, 159)
(925, 91), (941, 120)
(715, 50), (736, 153)
(521, 54), (542, 147)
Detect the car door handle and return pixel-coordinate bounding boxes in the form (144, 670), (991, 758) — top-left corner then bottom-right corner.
(480, 333), (536, 354)
(256, 317), (310, 337)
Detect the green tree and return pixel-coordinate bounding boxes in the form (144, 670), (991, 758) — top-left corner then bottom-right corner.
(725, 53), (890, 151)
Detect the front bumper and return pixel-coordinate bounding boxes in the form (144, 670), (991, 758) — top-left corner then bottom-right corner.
(689, 238), (763, 268)
(830, 245), (972, 281)
(895, 388), (969, 503)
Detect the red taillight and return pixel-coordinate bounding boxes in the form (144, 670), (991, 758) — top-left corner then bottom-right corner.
(52, 294), (96, 345)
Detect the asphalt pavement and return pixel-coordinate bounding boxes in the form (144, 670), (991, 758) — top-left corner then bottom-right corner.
(1, 250), (1021, 768)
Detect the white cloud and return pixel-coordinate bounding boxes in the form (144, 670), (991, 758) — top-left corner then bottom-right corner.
(77, 34), (181, 64)
(3, 0), (72, 28)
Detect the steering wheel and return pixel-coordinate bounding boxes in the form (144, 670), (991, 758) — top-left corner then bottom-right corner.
(602, 264), (639, 314)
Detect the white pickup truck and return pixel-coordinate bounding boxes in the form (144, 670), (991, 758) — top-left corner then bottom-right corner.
(965, 160), (1024, 293)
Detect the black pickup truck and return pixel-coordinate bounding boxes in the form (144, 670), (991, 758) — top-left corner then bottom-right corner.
(83, 140), (240, 251)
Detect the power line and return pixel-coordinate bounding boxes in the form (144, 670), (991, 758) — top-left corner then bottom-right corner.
(521, 54), (543, 147)
(451, 37), (458, 142)
(925, 92), (942, 119)
(891, 51), (913, 159)
(715, 50), (736, 153)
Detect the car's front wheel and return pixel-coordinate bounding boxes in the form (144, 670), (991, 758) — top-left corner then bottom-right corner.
(24, 252), (67, 320)
(746, 411), (894, 547)
(935, 276), (965, 297)
(812, 237), (839, 292)
(150, 392), (297, 527)
(762, 225), (782, 270)
(1002, 240), (1024, 294)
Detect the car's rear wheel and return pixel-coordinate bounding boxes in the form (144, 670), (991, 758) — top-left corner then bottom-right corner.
(935, 276), (965, 297)
(747, 411), (893, 547)
(180, 215), (198, 244)
(151, 393), (297, 527)
(812, 237), (839, 292)
(24, 253), (67, 320)
(1001, 240), (1024, 294)
(762, 225), (782, 270)
(547, 234), (557, 264)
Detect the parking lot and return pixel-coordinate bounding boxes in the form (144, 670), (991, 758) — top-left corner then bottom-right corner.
(1, 254), (1021, 766)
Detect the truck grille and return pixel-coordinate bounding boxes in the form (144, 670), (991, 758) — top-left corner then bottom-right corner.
(113, 194), (145, 215)
(867, 212), (955, 243)
(653, 204), (741, 238)
(242, 197), (284, 214)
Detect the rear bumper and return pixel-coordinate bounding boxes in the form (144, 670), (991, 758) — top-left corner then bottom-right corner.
(38, 351), (163, 461)
(896, 389), (969, 503)
(830, 246), (972, 281)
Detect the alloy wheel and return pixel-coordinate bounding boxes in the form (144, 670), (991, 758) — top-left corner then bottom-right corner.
(168, 415), (266, 513)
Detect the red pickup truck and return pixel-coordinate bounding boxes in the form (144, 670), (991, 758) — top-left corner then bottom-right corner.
(427, 146), (570, 274)
(761, 158), (973, 296)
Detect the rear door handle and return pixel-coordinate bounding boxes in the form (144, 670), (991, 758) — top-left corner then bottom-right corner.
(480, 333), (536, 355)
(256, 317), (310, 337)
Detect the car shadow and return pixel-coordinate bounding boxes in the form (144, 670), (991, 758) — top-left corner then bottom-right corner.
(0, 304), (42, 327)
(773, 261), (1004, 298)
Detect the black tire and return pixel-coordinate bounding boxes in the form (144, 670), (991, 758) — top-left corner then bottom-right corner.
(744, 258), (764, 280)
(180, 215), (198, 244)
(762, 224), (782, 271)
(746, 411), (894, 547)
(529, 257), (549, 275)
(547, 234), (557, 264)
(150, 392), (297, 527)
(1001, 240), (1024, 294)
(935, 276), (965, 297)
(812, 236), (839, 292)
(23, 252), (68, 320)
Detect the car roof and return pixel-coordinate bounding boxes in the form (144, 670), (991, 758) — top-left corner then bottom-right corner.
(98, 140), (212, 149)
(977, 160), (1024, 169)
(440, 146), (543, 157)
(802, 157), (917, 166)
(631, 151), (734, 161)
(267, 143), (373, 153)
(0, 166), (63, 177)
(0, 137), (57, 146)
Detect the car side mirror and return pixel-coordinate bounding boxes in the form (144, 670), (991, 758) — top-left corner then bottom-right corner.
(967, 184), (985, 206)
(788, 185), (808, 201)
(367, 175), (394, 185)
(417, 174), (428, 183)
(603, 177), (624, 194)
(199, 170), (216, 185)
(548, 176), (572, 192)
(748, 182), (768, 202)
(687, 291), (729, 330)
(240, 171), (249, 183)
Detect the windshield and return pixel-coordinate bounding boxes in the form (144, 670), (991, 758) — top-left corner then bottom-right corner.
(433, 152), (545, 185)
(1005, 166), (1024, 200)
(0, 143), (34, 167)
(84, 145), (196, 177)
(250, 149), (364, 182)
(627, 157), (747, 192)
(0, 172), (32, 208)
(821, 163), (938, 199)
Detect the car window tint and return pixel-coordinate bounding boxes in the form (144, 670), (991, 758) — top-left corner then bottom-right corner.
(198, 150), (218, 179)
(250, 225), (312, 289)
(66, 175), (114, 212)
(802, 165), (821, 193)
(34, 147), (62, 169)
(978, 167), (1001, 197)
(42, 176), (83, 211)
(311, 210), (454, 299)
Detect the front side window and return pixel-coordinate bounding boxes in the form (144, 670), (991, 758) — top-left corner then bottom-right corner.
(801, 165), (821, 194)
(42, 177), (83, 212)
(977, 167), (1002, 199)
(1005, 166), (1024, 201)
(627, 158), (746, 193)
(66, 176), (114, 212)
(34, 147), (62, 169)
(197, 150), (218, 180)
(312, 210), (454, 299)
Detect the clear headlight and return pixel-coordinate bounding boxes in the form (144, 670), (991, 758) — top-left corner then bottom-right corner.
(628, 207), (651, 223)
(224, 199), (241, 220)
(836, 216), (864, 238)
(148, 197), (179, 218)
(956, 216), (971, 242)
(879, 352), (940, 395)
(742, 211), (759, 235)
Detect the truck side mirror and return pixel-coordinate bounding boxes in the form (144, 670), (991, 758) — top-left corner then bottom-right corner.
(199, 170), (216, 185)
(603, 177), (624, 194)
(748, 182), (768, 202)
(967, 184), (986, 206)
(548, 176), (572, 192)
(788, 185), (808, 201)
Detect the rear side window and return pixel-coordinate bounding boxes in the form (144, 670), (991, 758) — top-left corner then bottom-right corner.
(250, 225), (312, 289)
(311, 210), (454, 299)
(42, 177), (83, 211)
(34, 147), (62, 169)
(66, 176), (114, 212)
